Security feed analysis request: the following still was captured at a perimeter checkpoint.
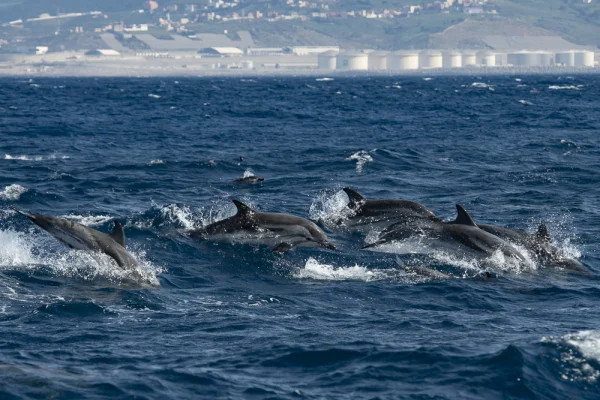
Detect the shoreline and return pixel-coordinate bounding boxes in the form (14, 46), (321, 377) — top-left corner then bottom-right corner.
(0, 63), (598, 78)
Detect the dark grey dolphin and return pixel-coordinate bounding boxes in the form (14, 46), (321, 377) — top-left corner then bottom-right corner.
(478, 223), (586, 272)
(15, 209), (139, 269)
(189, 200), (336, 252)
(364, 205), (526, 263)
(339, 188), (438, 232)
(235, 175), (264, 184)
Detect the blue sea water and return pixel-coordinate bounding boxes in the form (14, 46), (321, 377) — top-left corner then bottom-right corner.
(0, 75), (599, 399)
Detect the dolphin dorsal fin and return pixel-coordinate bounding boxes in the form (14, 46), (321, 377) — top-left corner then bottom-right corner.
(343, 188), (366, 210)
(232, 200), (254, 217)
(452, 205), (477, 227)
(110, 220), (126, 247)
(536, 223), (551, 242)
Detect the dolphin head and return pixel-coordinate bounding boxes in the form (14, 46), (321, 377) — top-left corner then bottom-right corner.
(553, 258), (588, 274)
(319, 240), (336, 250)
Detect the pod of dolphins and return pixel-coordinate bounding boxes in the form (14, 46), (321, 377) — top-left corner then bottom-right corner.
(12, 186), (586, 286)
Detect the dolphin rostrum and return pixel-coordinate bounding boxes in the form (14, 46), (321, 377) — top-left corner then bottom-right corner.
(364, 205), (526, 263)
(189, 200), (336, 252)
(15, 209), (139, 269)
(338, 188), (438, 232)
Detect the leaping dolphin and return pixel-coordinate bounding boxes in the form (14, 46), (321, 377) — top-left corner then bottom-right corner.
(15, 209), (139, 270)
(189, 200), (336, 252)
(477, 223), (586, 273)
(364, 205), (527, 264)
(338, 188), (438, 232)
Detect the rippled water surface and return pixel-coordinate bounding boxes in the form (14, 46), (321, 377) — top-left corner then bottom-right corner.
(1, 75), (599, 399)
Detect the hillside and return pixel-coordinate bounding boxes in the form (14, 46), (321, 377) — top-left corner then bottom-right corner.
(0, 0), (598, 50)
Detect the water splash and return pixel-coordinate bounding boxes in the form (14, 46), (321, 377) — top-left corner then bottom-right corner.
(345, 150), (373, 173)
(0, 184), (28, 201)
(294, 257), (389, 282)
(542, 330), (600, 383)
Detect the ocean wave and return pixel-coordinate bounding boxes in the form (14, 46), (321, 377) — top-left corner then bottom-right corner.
(0, 184), (28, 201)
(316, 78), (334, 82)
(149, 159), (165, 166)
(542, 330), (600, 383)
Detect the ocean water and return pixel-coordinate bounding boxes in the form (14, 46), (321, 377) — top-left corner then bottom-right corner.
(0, 75), (599, 399)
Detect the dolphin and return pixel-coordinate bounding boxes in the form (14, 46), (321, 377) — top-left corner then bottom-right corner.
(364, 205), (526, 264)
(338, 188), (438, 232)
(235, 175), (264, 184)
(477, 223), (586, 272)
(189, 200), (336, 252)
(15, 209), (139, 270)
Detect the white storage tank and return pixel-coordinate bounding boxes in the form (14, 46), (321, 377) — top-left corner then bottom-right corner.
(318, 50), (338, 70)
(420, 52), (443, 69)
(462, 52), (477, 66)
(388, 51), (419, 70)
(240, 60), (254, 69)
(481, 52), (496, 67)
(336, 51), (369, 70)
(495, 53), (507, 66)
(539, 52), (554, 66)
(555, 51), (575, 66)
(368, 51), (389, 70)
(574, 51), (594, 67)
(443, 52), (462, 68)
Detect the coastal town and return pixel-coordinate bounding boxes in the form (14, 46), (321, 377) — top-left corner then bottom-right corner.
(0, 0), (597, 76)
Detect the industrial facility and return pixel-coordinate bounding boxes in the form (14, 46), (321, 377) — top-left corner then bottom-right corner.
(317, 49), (596, 71)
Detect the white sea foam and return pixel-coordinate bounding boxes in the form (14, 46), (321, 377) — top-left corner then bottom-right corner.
(148, 93), (161, 98)
(0, 184), (28, 201)
(294, 257), (389, 281)
(59, 214), (114, 226)
(548, 85), (581, 90)
(316, 77), (334, 82)
(149, 159), (164, 165)
(518, 100), (534, 105)
(472, 82), (490, 88)
(345, 150), (373, 173)
(542, 330), (600, 383)
(4, 154), (69, 161)
(423, 78), (432, 81)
